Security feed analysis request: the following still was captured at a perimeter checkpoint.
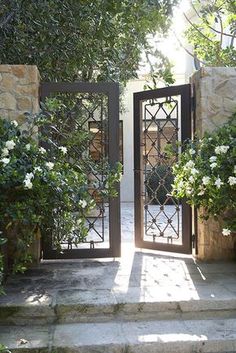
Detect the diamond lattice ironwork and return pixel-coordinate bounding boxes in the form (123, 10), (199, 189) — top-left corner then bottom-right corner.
(143, 97), (181, 243)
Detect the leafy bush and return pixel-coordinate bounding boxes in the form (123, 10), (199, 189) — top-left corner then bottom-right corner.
(172, 113), (236, 236)
(146, 164), (174, 204)
(0, 104), (121, 279)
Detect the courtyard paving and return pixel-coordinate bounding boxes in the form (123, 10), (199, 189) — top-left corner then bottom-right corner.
(1, 203), (236, 352)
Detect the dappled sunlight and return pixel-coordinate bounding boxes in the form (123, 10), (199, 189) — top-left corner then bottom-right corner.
(138, 333), (207, 343)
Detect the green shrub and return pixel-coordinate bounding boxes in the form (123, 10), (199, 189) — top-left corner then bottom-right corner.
(146, 164), (174, 205)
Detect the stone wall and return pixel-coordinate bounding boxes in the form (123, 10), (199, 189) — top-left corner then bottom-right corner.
(0, 65), (40, 123)
(191, 67), (236, 261)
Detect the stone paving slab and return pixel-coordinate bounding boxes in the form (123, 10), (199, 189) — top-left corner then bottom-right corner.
(1, 250), (236, 325)
(1, 319), (236, 353)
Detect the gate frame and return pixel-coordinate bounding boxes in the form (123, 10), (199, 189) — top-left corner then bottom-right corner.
(133, 84), (192, 254)
(40, 81), (121, 259)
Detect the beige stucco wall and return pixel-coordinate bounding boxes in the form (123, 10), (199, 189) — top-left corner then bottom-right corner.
(0, 65), (40, 122)
(191, 67), (236, 261)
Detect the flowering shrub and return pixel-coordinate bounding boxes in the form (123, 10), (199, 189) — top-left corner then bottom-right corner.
(0, 106), (121, 278)
(172, 113), (236, 236)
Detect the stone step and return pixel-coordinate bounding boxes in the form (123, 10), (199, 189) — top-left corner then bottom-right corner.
(1, 288), (236, 325)
(1, 318), (236, 353)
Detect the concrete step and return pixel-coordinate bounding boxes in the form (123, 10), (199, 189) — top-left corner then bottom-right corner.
(1, 318), (236, 353)
(1, 288), (236, 325)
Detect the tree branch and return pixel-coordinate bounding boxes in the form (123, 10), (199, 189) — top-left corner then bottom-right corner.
(190, 0), (236, 39)
(183, 12), (215, 43)
(172, 31), (207, 67)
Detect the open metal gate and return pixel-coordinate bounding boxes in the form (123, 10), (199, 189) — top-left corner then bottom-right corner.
(134, 84), (192, 254)
(40, 82), (121, 259)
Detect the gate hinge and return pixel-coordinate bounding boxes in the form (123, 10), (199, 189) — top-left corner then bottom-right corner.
(191, 96), (196, 112)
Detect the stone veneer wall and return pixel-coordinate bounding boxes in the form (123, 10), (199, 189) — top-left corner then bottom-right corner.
(0, 65), (40, 123)
(191, 67), (236, 261)
(0, 65), (40, 264)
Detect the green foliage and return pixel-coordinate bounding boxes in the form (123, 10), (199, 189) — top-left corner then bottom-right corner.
(0, 102), (121, 280)
(0, 344), (11, 353)
(0, 0), (177, 84)
(185, 0), (236, 67)
(146, 165), (174, 204)
(172, 113), (236, 235)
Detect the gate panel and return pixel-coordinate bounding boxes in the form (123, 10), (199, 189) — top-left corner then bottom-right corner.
(134, 84), (192, 254)
(40, 82), (121, 259)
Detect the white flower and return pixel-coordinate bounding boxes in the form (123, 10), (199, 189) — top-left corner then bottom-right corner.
(177, 180), (184, 189)
(202, 176), (210, 185)
(208, 137), (213, 141)
(45, 162), (54, 170)
(198, 187), (205, 196)
(222, 228), (231, 237)
(209, 156), (217, 163)
(186, 187), (193, 196)
(228, 176), (236, 186)
(210, 162), (217, 169)
(215, 145), (229, 155)
(24, 179), (33, 189)
(191, 168), (199, 176)
(58, 146), (67, 154)
(185, 160), (195, 168)
(1, 147), (9, 157)
(34, 166), (42, 173)
(25, 172), (34, 180)
(39, 147), (46, 154)
(189, 148), (195, 155)
(79, 200), (87, 208)
(25, 144), (31, 151)
(0, 157), (10, 165)
(189, 176), (195, 183)
(215, 177), (223, 188)
(11, 120), (18, 127)
(5, 140), (16, 150)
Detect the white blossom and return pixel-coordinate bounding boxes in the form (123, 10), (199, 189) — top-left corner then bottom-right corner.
(202, 176), (210, 185)
(39, 147), (46, 154)
(185, 160), (195, 169)
(210, 162), (217, 169)
(189, 148), (195, 155)
(209, 156), (217, 163)
(5, 140), (16, 150)
(11, 120), (18, 127)
(186, 187), (193, 196)
(215, 177), (223, 188)
(215, 145), (229, 155)
(58, 146), (67, 154)
(24, 179), (33, 189)
(189, 176), (195, 183)
(1, 147), (9, 157)
(0, 157), (10, 165)
(34, 166), (42, 173)
(228, 176), (236, 186)
(25, 172), (34, 180)
(79, 200), (87, 208)
(198, 187), (205, 196)
(191, 168), (199, 176)
(25, 144), (31, 151)
(45, 162), (54, 170)
(222, 228), (231, 237)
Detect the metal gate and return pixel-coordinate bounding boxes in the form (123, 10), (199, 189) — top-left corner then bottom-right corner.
(134, 84), (192, 254)
(40, 82), (121, 259)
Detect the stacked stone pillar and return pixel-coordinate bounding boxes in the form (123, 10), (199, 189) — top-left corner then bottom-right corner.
(191, 67), (236, 261)
(0, 65), (40, 122)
